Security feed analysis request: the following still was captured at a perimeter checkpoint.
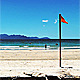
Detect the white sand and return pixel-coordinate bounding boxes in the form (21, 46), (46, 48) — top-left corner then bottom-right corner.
(0, 49), (80, 60)
(0, 49), (80, 78)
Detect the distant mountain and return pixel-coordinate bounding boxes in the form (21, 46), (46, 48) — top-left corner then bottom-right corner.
(0, 34), (50, 39)
(40, 37), (50, 39)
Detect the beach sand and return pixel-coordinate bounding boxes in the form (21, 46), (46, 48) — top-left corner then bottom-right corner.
(0, 49), (80, 60)
(0, 49), (80, 78)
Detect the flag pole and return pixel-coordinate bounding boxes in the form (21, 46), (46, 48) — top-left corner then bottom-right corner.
(59, 14), (61, 67)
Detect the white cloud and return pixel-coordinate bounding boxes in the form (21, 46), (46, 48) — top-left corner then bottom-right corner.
(54, 19), (57, 24)
(43, 25), (45, 27)
(42, 20), (48, 22)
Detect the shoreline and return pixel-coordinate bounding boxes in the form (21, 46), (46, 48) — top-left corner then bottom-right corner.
(0, 46), (80, 50)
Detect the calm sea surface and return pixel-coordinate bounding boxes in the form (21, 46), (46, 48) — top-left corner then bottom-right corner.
(0, 39), (80, 47)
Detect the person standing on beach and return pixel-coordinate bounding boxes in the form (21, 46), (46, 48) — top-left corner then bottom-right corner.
(45, 44), (47, 50)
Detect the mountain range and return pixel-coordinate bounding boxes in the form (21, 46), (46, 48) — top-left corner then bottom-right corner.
(0, 34), (50, 39)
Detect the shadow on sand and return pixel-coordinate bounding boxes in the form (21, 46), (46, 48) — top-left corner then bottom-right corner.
(0, 76), (80, 80)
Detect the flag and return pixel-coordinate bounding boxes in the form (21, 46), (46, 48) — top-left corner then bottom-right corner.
(61, 16), (68, 24)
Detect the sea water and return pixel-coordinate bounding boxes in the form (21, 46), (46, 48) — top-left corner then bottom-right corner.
(0, 39), (80, 50)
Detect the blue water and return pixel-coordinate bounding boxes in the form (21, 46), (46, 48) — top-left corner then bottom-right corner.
(0, 39), (80, 47)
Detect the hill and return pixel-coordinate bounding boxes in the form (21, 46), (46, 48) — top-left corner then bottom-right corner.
(0, 34), (50, 39)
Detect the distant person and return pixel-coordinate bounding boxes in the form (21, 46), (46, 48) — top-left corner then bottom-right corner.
(56, 43), (58, 45)
(29, 43), (31, 44)
(45, 44), (47, 50)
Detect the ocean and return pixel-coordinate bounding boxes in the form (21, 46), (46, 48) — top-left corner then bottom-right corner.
(0, 39), (80, 50)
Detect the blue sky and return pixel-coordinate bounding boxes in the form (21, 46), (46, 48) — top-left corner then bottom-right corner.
(1, 0), (79, 39)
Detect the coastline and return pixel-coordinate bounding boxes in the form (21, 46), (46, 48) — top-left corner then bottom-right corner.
(0, 46), (80, 50)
